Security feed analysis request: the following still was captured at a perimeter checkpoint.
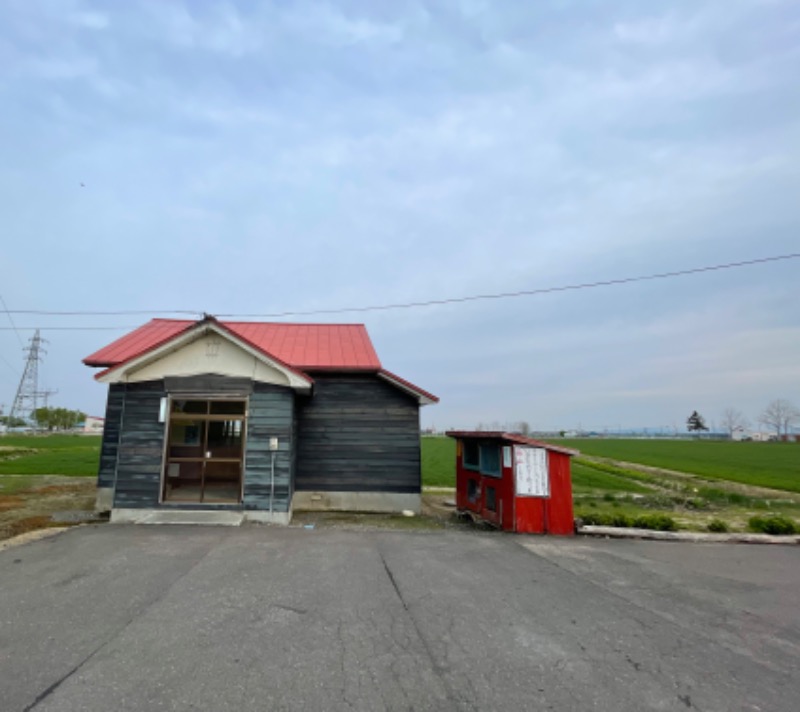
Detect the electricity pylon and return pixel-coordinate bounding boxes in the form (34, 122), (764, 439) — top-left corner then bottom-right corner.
(8, 330), (47, 428)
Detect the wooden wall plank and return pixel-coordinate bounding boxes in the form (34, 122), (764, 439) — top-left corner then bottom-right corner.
(295, 374), (421, 493)
(113, 381), (167, 508)
(242, 384), (295, 513)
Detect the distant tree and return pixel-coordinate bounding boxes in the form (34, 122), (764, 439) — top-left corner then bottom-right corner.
(518, 421), (531, 436)
(686, 411), (709, 432)
(33, 407), (86, 432)
(0, 415), (27, 428)
(720, 407), (749, 438)
(760, 399), (800, 439)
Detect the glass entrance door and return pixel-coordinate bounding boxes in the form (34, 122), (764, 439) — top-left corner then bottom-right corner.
(163, 399), (246, 504)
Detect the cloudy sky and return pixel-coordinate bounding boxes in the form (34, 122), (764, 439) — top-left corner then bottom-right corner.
(1, 0), (798, 432)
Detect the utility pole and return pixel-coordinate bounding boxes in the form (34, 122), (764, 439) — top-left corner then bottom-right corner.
(8, 330), (48, 429)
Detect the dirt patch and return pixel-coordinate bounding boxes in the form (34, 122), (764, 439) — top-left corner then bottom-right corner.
(0, 477), (97, 542)
(289, 494), (466, 531)
(0, 495), (24, 512)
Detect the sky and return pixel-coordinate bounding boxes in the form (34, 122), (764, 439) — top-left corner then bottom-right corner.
(1, 0), (798, 433)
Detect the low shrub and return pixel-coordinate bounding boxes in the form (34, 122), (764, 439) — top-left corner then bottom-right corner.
(602, 493), (616, 502)
(609, 513), (631, 528)
(707, 519), (729, 533)
(632, 514), (677, 531)
(748, 515), (798, 535)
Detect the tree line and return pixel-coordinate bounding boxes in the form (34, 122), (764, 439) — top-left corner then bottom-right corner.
(690, 399), (800, 439)
(0, 407), (86, 431)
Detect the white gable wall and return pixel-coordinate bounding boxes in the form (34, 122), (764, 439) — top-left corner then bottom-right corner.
(123, 333), (292, 386)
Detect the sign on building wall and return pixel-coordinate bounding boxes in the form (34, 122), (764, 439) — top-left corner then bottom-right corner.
(514, 446), (550, 497)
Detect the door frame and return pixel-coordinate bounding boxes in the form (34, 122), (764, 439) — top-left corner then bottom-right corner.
(160, 395), (249, 505)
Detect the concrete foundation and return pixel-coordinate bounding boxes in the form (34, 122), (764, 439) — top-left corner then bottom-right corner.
(109, 508), (292, 526)
(111, 509), (245, 526)
(292, 491), (421, 515)
(95, 487), (114, 513)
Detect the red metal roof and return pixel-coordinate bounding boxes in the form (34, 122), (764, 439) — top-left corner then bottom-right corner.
(445, 431), (579, 456)
(379, 369), (440, 403)
(83, 319), (382, 370)
(84, 318), (441, 403)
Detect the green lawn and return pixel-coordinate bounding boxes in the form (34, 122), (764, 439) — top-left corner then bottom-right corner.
(421, 436), (456, 487)
(548, 439), (800, 493)
(570, 461), (651, 494)
(0, 435), (101, 476)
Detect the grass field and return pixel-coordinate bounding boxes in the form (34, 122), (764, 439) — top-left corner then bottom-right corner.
(548, 439), (800, 493)
(0, 435), (101, 477)
(421, 437), (456, 487)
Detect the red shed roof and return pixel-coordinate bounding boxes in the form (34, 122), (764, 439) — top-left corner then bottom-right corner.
(445, 431), (578, 456)
(83, 319), (382, 370)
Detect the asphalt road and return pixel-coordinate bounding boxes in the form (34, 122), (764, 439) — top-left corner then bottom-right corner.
(0, 525), (798, 712)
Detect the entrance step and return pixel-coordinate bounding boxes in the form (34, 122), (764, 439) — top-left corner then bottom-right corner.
(136, 511), (245, 526)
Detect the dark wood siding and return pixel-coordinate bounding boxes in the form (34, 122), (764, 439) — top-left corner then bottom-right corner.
(165, 375), (253, 395)
(243, 384), (295, 513)
(113, 381), (167, 509)
(97, 384), (124, 489)
(295, 374), (421, 493)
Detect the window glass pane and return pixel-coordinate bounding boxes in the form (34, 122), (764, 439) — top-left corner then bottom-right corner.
(480, 444), (500, 475)
(172, 400), (208, 414)
(164, 461), (203, 502)
(168, 421), (204, 459)
(209, 400), (246, 415)
(206, 420), (243, 459)
(467, 478), (478, 503)
(463, 441), (480, 469)
(486, 486), (497, 512)
(204, 462), (241, 503)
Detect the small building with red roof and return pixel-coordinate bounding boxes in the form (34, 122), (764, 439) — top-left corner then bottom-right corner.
(84, 316), (437, 523)
(446, 431), (577, 535)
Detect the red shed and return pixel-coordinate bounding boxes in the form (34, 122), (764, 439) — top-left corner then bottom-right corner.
(446, 431), (578, 535)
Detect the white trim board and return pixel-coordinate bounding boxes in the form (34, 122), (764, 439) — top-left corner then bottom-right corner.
(97, 322), (312, 392)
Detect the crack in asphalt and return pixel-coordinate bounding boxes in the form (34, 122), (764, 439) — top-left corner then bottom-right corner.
(21, 533), (225, 712)
(378, 547), (476, 712)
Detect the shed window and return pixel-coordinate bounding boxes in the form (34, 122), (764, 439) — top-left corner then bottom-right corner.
(486, 486), (497, 512)
(467, 478), (478, 503)
(463, 441), (501, 476)
(479, 444), (500, 476)
(463, 441), (480, 469)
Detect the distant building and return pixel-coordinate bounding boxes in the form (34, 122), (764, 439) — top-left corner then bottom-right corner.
(83, 416), (105, 434)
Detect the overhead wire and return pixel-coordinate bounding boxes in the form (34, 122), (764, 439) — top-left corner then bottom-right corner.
(0, 295), (25, 348)
(0, 252), (797, 328)
(217, 252), (800, 319)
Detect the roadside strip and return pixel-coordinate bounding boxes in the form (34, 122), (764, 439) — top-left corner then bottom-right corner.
(579, 525), (800, 544)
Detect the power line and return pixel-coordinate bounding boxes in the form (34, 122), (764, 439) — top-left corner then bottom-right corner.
(0, 326), (137, 331)
(0, 295), (25, 348)
(217, 252), (800, 319)
(0, 252), (797, 325)
(0, 352), (20, 376)
(2, 309), (201, 317)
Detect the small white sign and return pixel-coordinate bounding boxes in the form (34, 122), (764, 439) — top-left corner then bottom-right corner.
(502, 446), (512, 468)
(514, 446), (550, 497)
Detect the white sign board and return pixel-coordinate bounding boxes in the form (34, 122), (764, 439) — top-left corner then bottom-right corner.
(514, 446), (550, 497)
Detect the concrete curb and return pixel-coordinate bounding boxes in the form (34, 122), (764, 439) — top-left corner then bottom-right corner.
(578, 525), (800, 545)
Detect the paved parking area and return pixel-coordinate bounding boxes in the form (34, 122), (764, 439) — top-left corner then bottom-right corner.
(0, 525), (798, 711)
